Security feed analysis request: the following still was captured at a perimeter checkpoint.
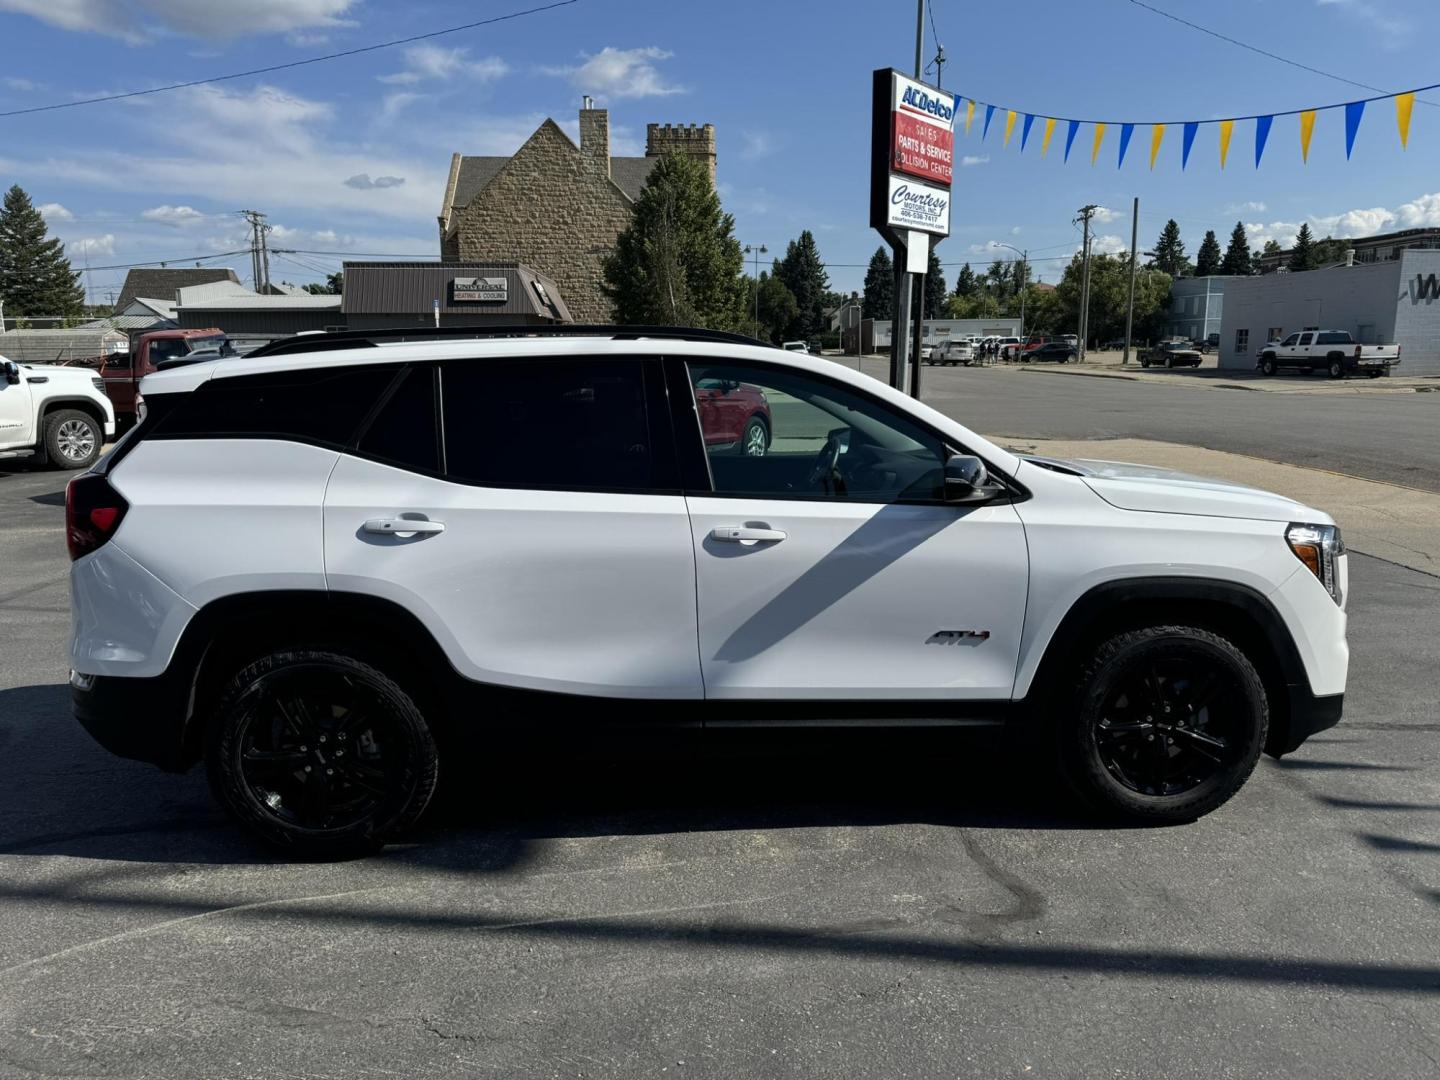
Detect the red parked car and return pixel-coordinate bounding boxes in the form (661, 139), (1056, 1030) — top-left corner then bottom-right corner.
(693, 376), (772, 456)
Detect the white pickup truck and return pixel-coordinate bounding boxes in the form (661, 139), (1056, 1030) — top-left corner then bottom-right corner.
(0, 355), (115, 469)
(1257, 330), (1401, 379)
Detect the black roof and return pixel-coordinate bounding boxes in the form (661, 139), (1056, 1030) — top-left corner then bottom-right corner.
(115, 268), (240, 313)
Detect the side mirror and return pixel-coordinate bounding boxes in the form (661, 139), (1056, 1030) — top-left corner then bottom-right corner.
(2, 360), (19, 385)
(944, 454), (996, 503)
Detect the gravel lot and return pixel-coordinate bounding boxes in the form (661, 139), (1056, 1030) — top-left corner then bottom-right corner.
(1, 368), (1437, 1079)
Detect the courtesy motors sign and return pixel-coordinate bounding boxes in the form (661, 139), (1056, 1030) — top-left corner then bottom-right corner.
(891, 72), (954, 186)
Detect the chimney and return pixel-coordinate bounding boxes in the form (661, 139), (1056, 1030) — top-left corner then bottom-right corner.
(1345, 247), (1356, 267)
(579, 99), (609, 177)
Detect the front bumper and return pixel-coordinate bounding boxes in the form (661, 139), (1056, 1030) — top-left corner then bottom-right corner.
(71, 668), (192, 772)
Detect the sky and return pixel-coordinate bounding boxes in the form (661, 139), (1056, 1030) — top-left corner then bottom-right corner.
(1, 0), (1438, 304)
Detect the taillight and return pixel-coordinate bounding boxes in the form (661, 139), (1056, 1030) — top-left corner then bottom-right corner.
(65, 473), (128, 560)
(1355, 346), (1361, 358)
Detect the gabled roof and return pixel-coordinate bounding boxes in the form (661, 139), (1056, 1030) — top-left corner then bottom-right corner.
(114, 267), (240, 313)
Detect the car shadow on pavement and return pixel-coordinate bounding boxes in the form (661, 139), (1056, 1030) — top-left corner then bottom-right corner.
(0, 681), (1127, 872)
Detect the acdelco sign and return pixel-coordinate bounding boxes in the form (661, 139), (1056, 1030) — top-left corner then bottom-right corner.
(891, 73), (956, 132)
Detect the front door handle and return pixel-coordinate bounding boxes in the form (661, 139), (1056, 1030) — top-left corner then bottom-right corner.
(363, 517), (445, 536)
(711, 526), (787, 544)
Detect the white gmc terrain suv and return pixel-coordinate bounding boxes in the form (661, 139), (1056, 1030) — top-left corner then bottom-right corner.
(67, 327), (1347, 855)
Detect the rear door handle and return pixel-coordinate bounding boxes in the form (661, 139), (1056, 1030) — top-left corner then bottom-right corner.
(711, 526), (787, 544)
(363, 517), (445, 536)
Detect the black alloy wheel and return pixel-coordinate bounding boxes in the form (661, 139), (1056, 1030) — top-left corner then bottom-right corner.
(1062, 626), (1267, 823)
(207, 650), (438, 856)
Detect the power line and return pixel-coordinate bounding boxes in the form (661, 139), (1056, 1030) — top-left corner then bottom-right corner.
(0, 0), (581, 119)
(1120, 0), (1439, 108)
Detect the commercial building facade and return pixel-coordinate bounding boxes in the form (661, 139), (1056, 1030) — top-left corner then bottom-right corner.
(342, 262), (571, 329)
(1219, 249), (1440, 376)
(870, 317), (1023, 349)
(1163, 276), (1225, 342)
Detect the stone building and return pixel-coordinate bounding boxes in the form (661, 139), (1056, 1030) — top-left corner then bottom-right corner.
(438, 101), (716, 322)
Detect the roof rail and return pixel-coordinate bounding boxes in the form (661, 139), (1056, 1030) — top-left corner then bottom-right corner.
(244, 324), (771, 358)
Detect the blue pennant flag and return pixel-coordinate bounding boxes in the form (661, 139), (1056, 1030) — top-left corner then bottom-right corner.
(983, 104), (996, 140)
(1117, 122), (1135, 168)
(1181, 121), (1199, 169)
(1254, 114), (1273, 167)
(1020, 113), (1035, 152)
(1344, 100), (1365, 158)
(1064, 119), (1080, 162)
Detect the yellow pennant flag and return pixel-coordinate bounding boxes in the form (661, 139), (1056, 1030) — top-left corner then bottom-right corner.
(965, 99), (975, 136)
(1091, 122), (1106, 165)
(1041, 117), (1056, 156)
(1396, 92), (1414, 148)
(1149, 123), (1166, 169)
(1299, 110), (1317, 162)
(1003, 110), (1017, 147)
(1218, 119), (1234, 168)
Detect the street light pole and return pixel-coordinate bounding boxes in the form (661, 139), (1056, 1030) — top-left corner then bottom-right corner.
(743, 243), (768, 340)
(1123, 197), (1139, 365)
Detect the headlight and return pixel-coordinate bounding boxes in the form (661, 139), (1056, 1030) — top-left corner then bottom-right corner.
(1287, 522), (1345, 606)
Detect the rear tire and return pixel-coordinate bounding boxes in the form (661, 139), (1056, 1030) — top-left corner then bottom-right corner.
(205, 650), (439, 857)
(1328, 359), (1344, 379)
(1059, 626), (1268, 824)
(43, 409), (102, 470)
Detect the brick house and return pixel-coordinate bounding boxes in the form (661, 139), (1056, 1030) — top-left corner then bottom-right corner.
(437, 101), (716, 323)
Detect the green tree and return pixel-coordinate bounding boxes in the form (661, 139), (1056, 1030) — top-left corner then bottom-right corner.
(952, 261), (976, 297)
(1022, 284), (1063, 335)
(1254, 238), (1282, 275)
(923, 248), (947, 316)
(1311, 235), (1348, 267)
(1289, 224), (1317, 272)
(302, 271), (343, 295)
(602, 153), (746, 328)
(1054, 252), (1171, 344)
(1151, 219), (1187, 278)
(1220, 221), (1251, 276)
(773, 230), (829, 340)
(941, 290), (1000, 320)
(1195, 230), (1222, 277)
(0, 185), (85, 319)
(861, 246), (893, 320)
(744, 271), (798, 344)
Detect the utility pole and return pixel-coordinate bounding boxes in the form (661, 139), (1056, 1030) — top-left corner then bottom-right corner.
(915, 0), (926, 79)
(1075, 204), (1098, 360)
(238, 210), (271, 294)
(1123, 196), (1139, 365)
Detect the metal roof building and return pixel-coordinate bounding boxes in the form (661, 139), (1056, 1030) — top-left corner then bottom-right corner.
(341, 261), (572, 328)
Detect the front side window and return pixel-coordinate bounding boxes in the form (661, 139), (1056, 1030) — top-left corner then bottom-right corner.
(686, 361), (947, 503)
(441, 357), (672, 492)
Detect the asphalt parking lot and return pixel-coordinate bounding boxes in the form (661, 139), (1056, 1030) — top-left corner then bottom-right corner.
(1, 369), (1438, 1077)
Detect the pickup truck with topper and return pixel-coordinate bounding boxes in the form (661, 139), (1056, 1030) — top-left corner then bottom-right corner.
(1257, 331), (1400, 379)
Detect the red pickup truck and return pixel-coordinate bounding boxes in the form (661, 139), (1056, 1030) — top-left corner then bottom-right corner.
(101, 328), (227, 425)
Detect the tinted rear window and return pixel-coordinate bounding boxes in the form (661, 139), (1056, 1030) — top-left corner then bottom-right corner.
(440, 358), (673, 491)
(152, 365), (397, 446)
(1317, 332), (1352, 345)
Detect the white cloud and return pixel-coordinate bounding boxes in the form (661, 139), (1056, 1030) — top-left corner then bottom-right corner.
(66, 233), (115, 257)
(1092, 206), (1123, 224)
(1316, 0), (1411, 46)
(1313, 206), (1396, 236)
(1091, 235), (1128, 255)
(0, 0), (358, 43)
(379, 91), (425, 122)
(38, 202), (73, 221)
(3, 76), (41, 91)
(548, 46), (684, 100)
(141, 204), (205, 226)
(1395, 192), (1440, 227)
(379, 45), (509, 85)
(1228, 201), (1267, 213)
(960, 154), (989, 167)
(738, 131), (772, 161)
(343, 173), (406, 190)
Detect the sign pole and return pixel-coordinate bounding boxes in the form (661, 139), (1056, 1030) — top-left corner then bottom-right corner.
(911, 273), (925, 398)
(891, 243), (911, 394)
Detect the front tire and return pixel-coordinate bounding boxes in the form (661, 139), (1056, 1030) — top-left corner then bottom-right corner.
(1260, 357), (1276, 376)
(1060, 626), (1268, 823)
(206, 650), (439, 857)
(44, 409), (102, 470)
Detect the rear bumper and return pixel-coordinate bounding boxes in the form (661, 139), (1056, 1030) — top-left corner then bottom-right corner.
(71, 668), (191, 772)
(1271, 687), (1344, 756)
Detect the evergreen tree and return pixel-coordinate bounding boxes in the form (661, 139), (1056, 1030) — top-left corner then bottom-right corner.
(602, 154), (746, 329)
(923, 248), (947, 316)
(744, 271), (799, 344)
(0, 185), (85, 319)
(953, 261), (976, 297)
(1195, 230), (1222, 276)
(1289, 224), (1317, 272)
(302, 271), (344, 295)
(1220, 221), (1252, 276)
(861, 246), (893, 320)
(1152, 219), (1187, 278)
(773, 230), (830, 340)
